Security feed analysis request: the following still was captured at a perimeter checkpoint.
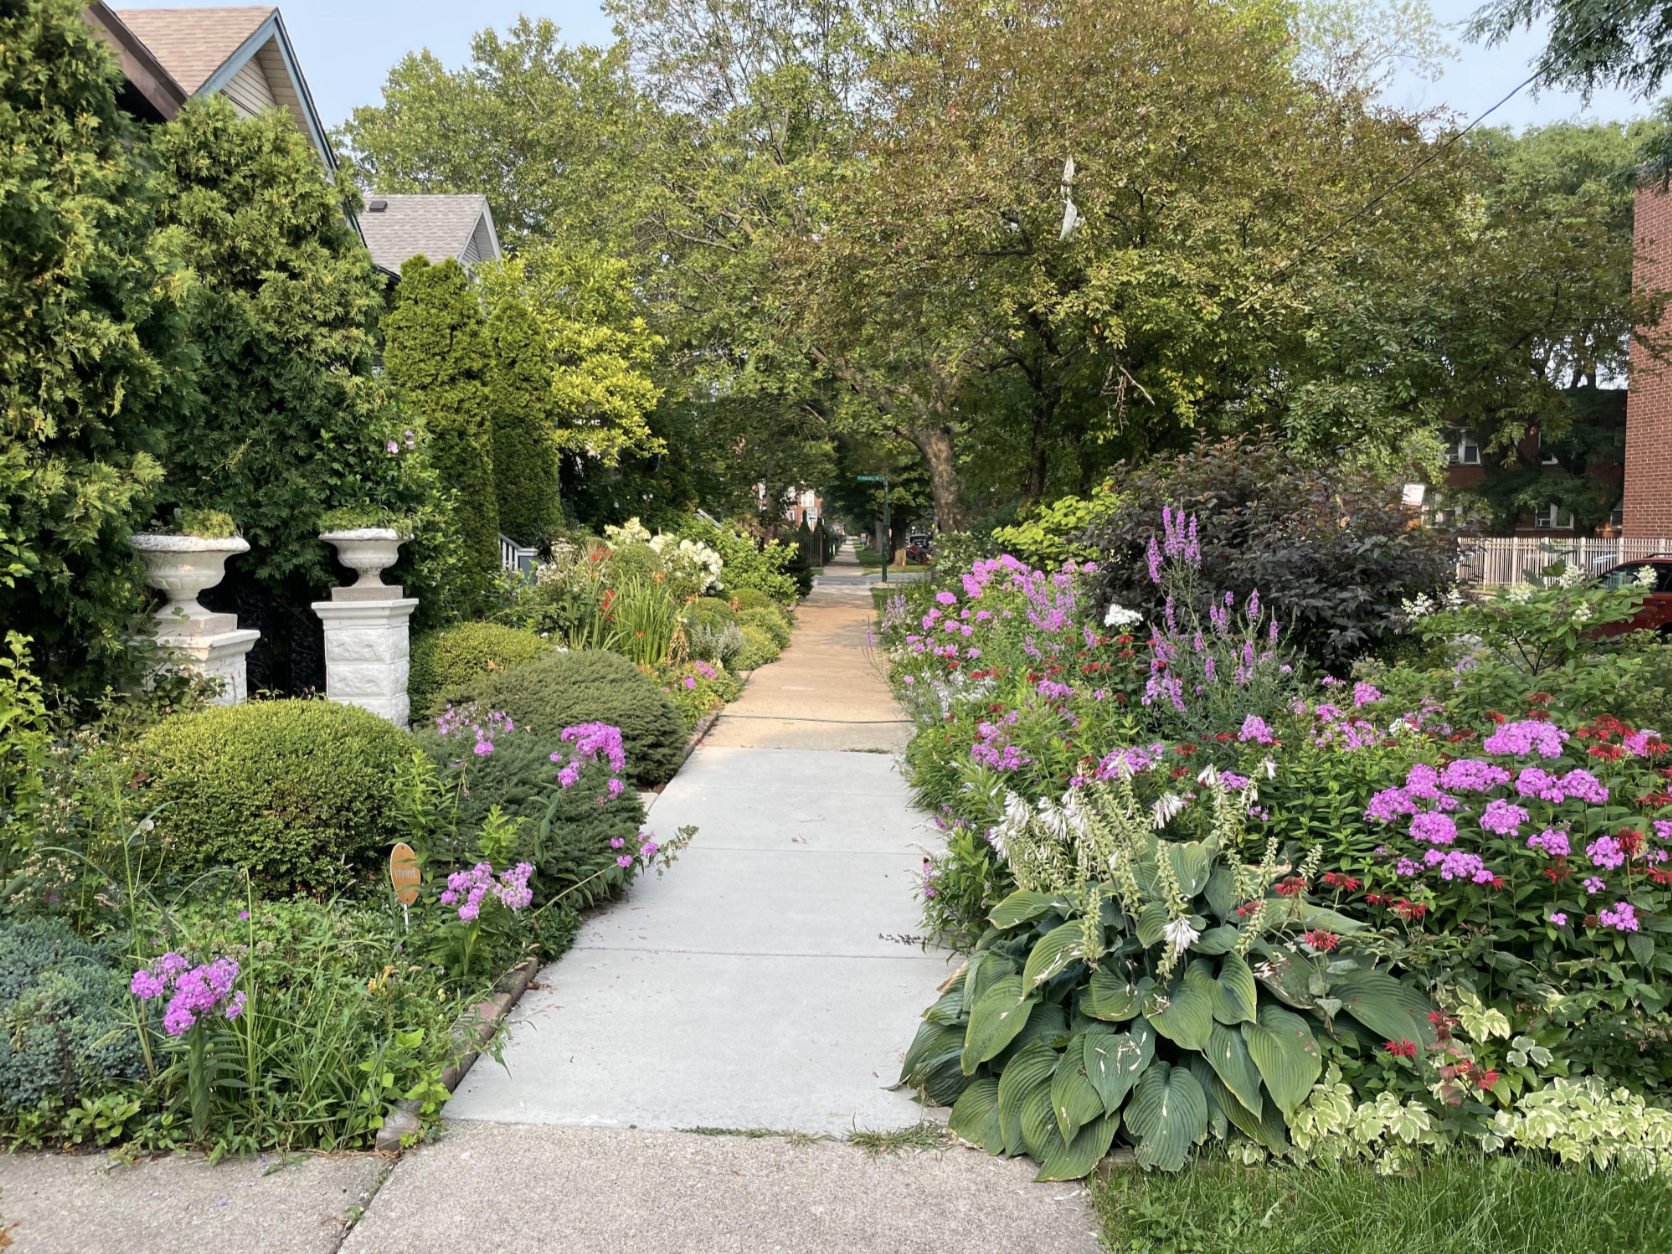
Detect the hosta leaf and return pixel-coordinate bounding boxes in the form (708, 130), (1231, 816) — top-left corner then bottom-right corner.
(1243, 1005), (1322, 1117)
(967, 952), (1017, 1010)
(997, 1040), (1057, 1157)
(1001, 1001), (1068, 1063)
(1083, 1024), (1153, 1111)
(921, 1052), (974, 1106)
(1023, 921), (1088, 990)
(1020, 1083), (1059, 1161)
(1212, 952), (1258, 1026)
(1206, 1069), (1261, 1143)
(1254, 950), (1322, 1010)
(1035, 1112), (1121, 1181)
(1144, 977), (1214, 1051)
(1203, 1021), (1263, 1117)
(1331, 968), (1426, 1045)
(1168, 841), (1211, 896)
(947, 1077), (1002, 1153)
(899, 1022), (964, 1087)
(1135, 903), (1169, 946)
(1125, 1062), (1208, 1173)
(1051, 1050), (1106, 1139)
(923, 987), (966, 1026)
(1190, 925), (1238, 955)
(989, 891), (1069, 930)
(1293, 905), (1366, 934)
(961, 975), (1036, 1074)
(1190, 1057), (1229, 1141)
(1085, 968), (1152, 1021)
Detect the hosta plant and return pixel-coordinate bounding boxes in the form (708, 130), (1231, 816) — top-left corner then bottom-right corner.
(898, 768), (1432, 1176)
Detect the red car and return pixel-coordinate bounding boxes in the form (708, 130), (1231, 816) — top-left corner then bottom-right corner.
(1595, 556), (1672, 636)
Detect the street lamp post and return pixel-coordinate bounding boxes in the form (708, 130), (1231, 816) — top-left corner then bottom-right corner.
(856, 474), (888, 583)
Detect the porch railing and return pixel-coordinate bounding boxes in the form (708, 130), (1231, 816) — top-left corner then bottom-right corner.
(1456, 536), (1672, 586)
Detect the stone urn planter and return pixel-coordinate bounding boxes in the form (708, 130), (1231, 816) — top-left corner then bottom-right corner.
(128, 533), (250, 631)
(320, 528), (406, 599)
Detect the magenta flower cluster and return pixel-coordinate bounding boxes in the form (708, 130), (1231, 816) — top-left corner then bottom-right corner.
(1599, 901), (1641, 932)
(550, 722), (628, 799)
(971, 711), (1029, 771)
(1482, 720), (1569, 759)
(608, 831), (661, 868)
(440, 861), (534, 920)
(131, 953), (245, 1037)
(435, 706), (515, 756)
(1515, 767), (1608, 804)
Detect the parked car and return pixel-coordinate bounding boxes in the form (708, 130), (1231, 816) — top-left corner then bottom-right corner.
(1593, 556), (1672, 636)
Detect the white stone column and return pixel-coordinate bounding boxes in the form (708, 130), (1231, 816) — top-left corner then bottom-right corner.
(313, 597), (420, 725)
(129, 534), (259, 706)
(158, 622), (262, 705)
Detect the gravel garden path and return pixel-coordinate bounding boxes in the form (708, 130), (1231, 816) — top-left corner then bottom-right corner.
(1, 546), (1099, 1253)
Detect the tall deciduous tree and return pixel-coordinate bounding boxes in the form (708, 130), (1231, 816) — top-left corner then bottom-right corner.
(383, 257), (499, 603)
(0, 0), (185, 684)
(485, 296), (561, 544)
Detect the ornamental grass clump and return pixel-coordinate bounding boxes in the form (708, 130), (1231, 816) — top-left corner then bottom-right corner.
(899, 768), (1432, 1177)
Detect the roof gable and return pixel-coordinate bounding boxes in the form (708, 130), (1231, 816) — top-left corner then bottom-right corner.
(358, 195), (503, 276)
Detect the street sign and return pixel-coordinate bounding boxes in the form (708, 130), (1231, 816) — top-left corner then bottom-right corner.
(389, 842), (421, 905)
(856, 474), (886, 482)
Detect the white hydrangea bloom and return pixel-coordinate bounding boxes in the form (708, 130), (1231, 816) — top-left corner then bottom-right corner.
(1103, 603), (1143, 628)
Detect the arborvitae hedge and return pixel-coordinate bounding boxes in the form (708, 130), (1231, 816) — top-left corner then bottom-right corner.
(485, 296), (560, 546)
(383, 257), (499, 605)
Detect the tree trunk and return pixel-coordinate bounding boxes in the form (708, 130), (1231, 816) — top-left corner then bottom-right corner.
(904, 423), (966, 532)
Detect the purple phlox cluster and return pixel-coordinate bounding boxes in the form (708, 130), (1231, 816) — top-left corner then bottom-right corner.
(1238, 715), (1276, 745)
(684, 677), (697, 689)
(970, 712), (1030, 771)
(1482, 720), (1570, 759)
(1657, 820), (1672, 842)
(1312, 709), (1379, 752)
(1352, 682), (1383, 708)
(440, 861), (534, 920)
(1321, 675), (1344, 688)
(1410, 811), (1459, 846)
(1036, 678), (1075, 701)
(1582, 876), (1606, 894)
(1549, 911), (1568, 926)
(1096, 743), (1167, 779)
(1439, 759), (1512, 793)
(1395, 858), (1424, 877)
(1479, 798), (1530, 836)
(639, 830), (660, 859)
(559, 722), (628, 774)
(1527, 829), (1571, 857)
(1624, 730), (1656, 756)
(131, 953), (245, 1037)
(1429, 849), (1492, 883)
(1515, 767), (1608, 805)
(936, 591), (958, 605)
(1586, 835), (1627, 871)
(1219, 771), (1249, 791)
(694, 662), (717, 679)
(1365, 765), (1460, 823)
(435, 705), (514, 756)
(1599, 901), (1641, 932)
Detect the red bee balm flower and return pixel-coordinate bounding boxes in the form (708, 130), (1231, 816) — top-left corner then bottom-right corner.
(1384, 1039), (1418, 1058)
(1323, 872), (1362, 891)
(1274, 877), (1307, 897)
(1304, 929), (1340, 952)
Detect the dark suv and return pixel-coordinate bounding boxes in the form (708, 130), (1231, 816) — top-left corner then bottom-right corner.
(1594, 556), (1672, 636)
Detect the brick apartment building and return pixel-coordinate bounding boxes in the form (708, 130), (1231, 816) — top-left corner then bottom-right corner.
(1626, 186), (1672, 537)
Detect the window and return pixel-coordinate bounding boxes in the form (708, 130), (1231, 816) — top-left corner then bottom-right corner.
(1537, 429), (1561, 465)
(1603, 563), (1650, 591)
(1533, 503), (1574, 530)
(1446, 430), (1481, 466)
(1612, 503), (1625, 531)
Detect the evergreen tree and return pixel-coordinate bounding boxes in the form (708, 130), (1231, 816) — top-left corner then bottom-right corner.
(0, 0), (187, 686)
(382, 257), (499, 604)
(485, 296), (561, 544)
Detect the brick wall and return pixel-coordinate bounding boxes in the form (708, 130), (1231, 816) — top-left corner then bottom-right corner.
(1626, 187), (1672, 536)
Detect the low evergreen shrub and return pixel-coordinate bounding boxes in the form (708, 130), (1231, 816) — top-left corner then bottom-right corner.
(738, 607), (791, 650)
(730, 588), (777, 613)
(734, 624), (781, 671)
(437, 649), (687, 785)
(410, 622), (551, 717)
(0, 919), (147, 1109)
(693, 596), (737, 620)
(138, 700), (410, 894)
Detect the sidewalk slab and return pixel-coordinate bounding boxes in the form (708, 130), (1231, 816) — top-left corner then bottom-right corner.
(340, 1122), (1101, 1254)
(0, 1150), (384, 1254)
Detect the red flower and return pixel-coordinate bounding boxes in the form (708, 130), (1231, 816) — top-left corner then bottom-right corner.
(1486, 711), (1507, 725)
(1478, 1069), (1500, 1091)
(1175, 743), (1197, 756)
(1215, 732), (1236, 742)
(1392, 899), (1429, 921)
(1528, 692), (1553, 705)
(1366, 892), (1390, 906)
(1274, 876), (1307, 898)
(1651, 868), (1672, 886)
(1619, 829), (1644, 857)
(1304, 929), (1340, 952)
(1172, 766), (1188, 778)
(1589, 744), (1624, 761)
(1384, 1039), (1418, 1058)
(1489, 876), (1506, 890)
(1323, 872), (1362, 891)
(1638, 792), (1672, 808)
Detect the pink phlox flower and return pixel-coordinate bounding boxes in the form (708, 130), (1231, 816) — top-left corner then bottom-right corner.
(1527, 829), (1571, 857)
(1479, 799), (1530, 836)
(1410, 811), (1459, 846)
(1439, 759), (1512, 793)
(1582, 876), (1606, 894)
(1586, 835), (1626, 870)
(1599, 901), (1640, 932)
(1483, 720), (1569, 759)
(1352, 682), (1383, 707)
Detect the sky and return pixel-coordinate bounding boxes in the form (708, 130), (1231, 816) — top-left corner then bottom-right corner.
(114, 0), (1658, 134)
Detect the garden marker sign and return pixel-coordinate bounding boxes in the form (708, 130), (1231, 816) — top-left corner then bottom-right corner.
(390, 842), (420, 909)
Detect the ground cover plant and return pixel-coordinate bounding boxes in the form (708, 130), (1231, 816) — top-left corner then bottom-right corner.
(881, 510), (1672, 1183)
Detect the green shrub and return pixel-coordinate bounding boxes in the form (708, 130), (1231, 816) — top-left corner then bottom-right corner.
(138, 700), (411, 894)
(436, 649), (687, 785)
(734, 624), (781, 671)
(730, 588), (776, 613)
(684, 611), (744, 667)
(738, 607), (791, 650)
(0, 918), (146, 1109)
(410, 622), (552, 718)
(694, 596), (737, 620)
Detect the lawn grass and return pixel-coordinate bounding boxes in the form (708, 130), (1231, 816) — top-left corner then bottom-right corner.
(1092, 1156), (1672, 1254)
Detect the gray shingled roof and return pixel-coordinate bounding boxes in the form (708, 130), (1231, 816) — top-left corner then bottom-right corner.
(114, 7), (273, 94)
(358, 194), (495, 275)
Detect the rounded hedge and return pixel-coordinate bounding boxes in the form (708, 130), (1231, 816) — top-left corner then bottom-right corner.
(730, 588), (778, 612)
(410, 622), (552, 718)
(738, 607), (791, 650)
(735, 624), (781, 671)
(436, 649), (688, 785)
(138, 699), (411, 894)
(693, 596), (737, 621)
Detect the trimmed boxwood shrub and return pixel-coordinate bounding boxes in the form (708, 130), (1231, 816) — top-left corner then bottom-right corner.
(138, 700), (410, 894)
(735, 624), (781, 672)
(437, 649), (687, 785)
(410, 622), (551, 718)
(693, 596), (737, 620)
(0, 919), (147, 1108)
(738, 607), (791, 650)
(730, 587), (778, 613)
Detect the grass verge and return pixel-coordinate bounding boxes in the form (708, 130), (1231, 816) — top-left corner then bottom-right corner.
(848, 1122), (952, 1156)
(1093, 1155), (1672, 1254)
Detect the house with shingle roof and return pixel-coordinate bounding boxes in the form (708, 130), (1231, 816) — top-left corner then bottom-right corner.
(84, 4), (504, 277)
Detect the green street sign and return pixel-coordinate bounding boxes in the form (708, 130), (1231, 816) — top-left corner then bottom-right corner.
(855, 474), (886, 482)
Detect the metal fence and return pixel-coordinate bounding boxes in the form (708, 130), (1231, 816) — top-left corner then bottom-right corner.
(1457, 536), (1672, 586)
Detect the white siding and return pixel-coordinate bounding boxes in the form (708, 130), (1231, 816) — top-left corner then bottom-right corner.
(221, 57), (276, 118)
